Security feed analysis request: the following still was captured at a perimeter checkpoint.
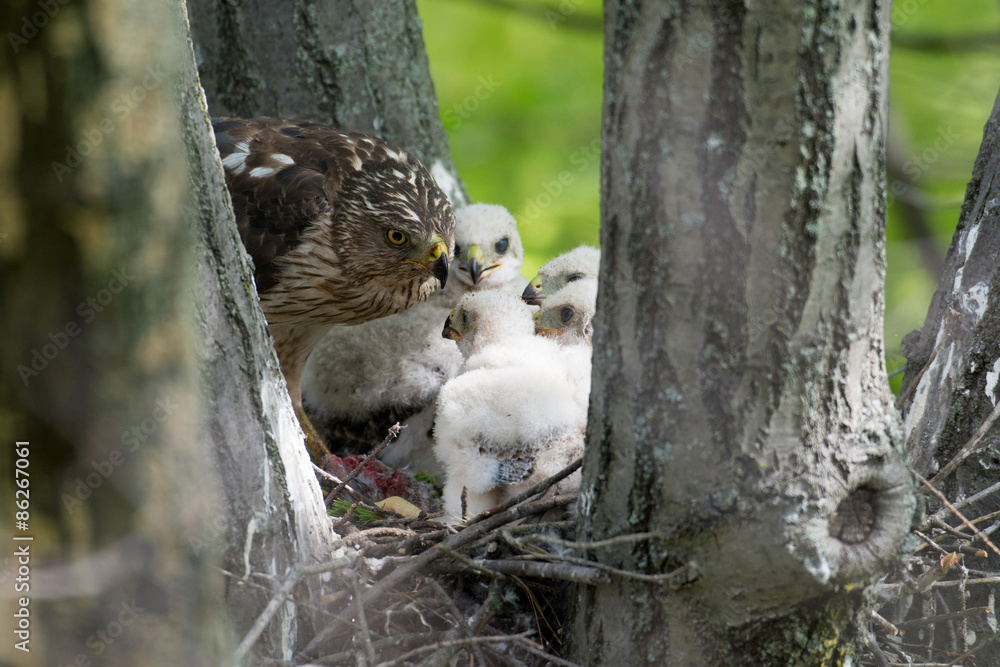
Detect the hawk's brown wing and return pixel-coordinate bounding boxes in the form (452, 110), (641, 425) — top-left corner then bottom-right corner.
(213, 118), (348, 292)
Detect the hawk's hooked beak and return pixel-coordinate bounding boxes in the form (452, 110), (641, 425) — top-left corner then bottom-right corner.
(442, 310), (462, 341)
(425, 240), (450, 288)
(522, 278), (544, 306)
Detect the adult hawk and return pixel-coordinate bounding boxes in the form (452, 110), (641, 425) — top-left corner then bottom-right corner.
(213, 117), (455, 461)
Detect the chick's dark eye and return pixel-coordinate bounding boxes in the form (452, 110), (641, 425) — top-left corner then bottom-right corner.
(567, 272), (583, 283)
(560, 307), (574, 323)
(495, 238), (509, 254)
(462, 312), (468, 326)
(455, 244), (462, 257)
(386, 229), (408, 246)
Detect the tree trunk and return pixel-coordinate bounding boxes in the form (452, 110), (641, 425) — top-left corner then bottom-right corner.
(898, 88), (1000, 664)
(182, 0), (465, 661)
(188, 0), (467, 206)
(176, 3), (344, 661)
(0, 1), (221, 664)
(572, 1), (916, 664)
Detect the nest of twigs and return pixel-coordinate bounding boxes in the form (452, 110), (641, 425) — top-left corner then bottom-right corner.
(236, 425), (1000, 666)
(859, 476), (1000, 667)
(280, 422), (591, 666)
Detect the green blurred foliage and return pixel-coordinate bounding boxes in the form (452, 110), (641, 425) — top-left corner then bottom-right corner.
(418, 0), (1000, 392)
(419, 0), (604, 277)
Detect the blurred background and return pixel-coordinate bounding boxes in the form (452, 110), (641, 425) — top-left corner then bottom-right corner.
(416, 0), (1000, 393)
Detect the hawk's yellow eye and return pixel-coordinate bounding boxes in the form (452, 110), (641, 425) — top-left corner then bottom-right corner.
(386, 229), (408, 246)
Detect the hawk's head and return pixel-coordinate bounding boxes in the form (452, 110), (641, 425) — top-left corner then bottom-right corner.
(213, 118), (456, 327)
(331, 145), (455, 308)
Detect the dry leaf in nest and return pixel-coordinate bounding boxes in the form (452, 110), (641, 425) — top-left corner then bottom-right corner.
(376, 496), (422, 518)
(939, 551), (959, 571)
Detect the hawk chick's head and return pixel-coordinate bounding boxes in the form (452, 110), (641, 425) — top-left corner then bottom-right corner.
(442, 289), (534, 359)
(522, 245), (601, 306)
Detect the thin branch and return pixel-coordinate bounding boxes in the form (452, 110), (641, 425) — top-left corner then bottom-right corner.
(324, 423), (401, 505)
(946, 629), (1000, 666)
(895, 606), (993, 631)
(872, 611), (901, 636)
(233, 571), (303, 664)
(510, 635), (585, 667)
(914, 470), (1000, 558)
(929, 402), (1000, 485)
(517, 531), (660, 551)
(426, 579), (489, 666)
(301, 493), (577, 655)
(523, 551), (699, 587)
(465, 457), (582, 527)
(371, 630), (535, 667)
(431, 557), (611, 584)
(929, 480), (1000, 523)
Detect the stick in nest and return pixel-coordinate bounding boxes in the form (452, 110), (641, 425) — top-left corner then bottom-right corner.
(301, 493), (576, 655)
(324, 422), (401, 505)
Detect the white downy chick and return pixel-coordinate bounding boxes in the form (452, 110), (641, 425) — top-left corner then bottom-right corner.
(522, 245), (600, 306)
(435, 289), (588, 523)
(301, 204), (526, 473)
(442, 289), (561, 376)
(433, 365), (584, 523)
(533, 278), (598, 345)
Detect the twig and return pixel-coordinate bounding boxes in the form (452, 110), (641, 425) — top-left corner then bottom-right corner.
(233, 570), (303, 664)
(957, 544), (988, 558)
(234, 557), (357, 664)
(895, 606), (993, 631)
(929, 480), (1000, 523)
(465, 457), (582, 526)
(914, 470), (1000, 558)
(879, 576), (1000, 592)
(914, 530), (951, 557)
(371, 630), (535, 667)
(510, 634), (584, 667)
(302, 494), (576, 655)
(872, 610), (901, 636)
(929, 401), (1000, 486)
(331, 503), (356, 531)
(351, 576), (377, 664)
(426, 579), (489, 666)
(522, 551), (699, 587)
(312, 463), (378, 511)
(946, 628), (1000, 666)
(436, 545), (502, 579)
(518, 531), (660, 551)
(867, 634), (892, 667)
(930, 517), (976, 541)
(324, 423), (401, 505)
(459, 558), (610, 584)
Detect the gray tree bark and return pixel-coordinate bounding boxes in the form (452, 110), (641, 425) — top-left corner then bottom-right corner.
(177, 4), (341, 662)
(571, 1), (916, 664)
(182, 0), (466, 662)
(188, 0), (467, 206)
(898, 88), (1000, 664)
(0, 1), (221, 665)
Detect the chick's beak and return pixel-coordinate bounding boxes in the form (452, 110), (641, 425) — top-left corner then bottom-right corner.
(467, 244), (485, 285)
(522, 278), (544, 306)
(532, 310), (561, 337)
(425, 240), (450, 288)
(442, 310), (462, 340)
